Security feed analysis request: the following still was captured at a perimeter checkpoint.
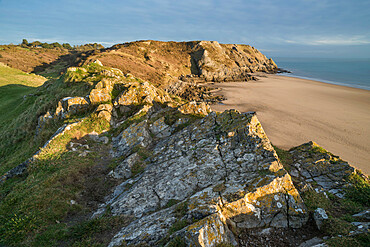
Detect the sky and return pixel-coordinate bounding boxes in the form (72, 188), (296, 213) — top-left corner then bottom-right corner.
(0, 0), (369, 58)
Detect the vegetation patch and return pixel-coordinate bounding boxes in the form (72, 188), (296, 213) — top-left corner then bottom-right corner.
(0, 113), (114, 246)
(326, 233), (370, 247)
(166, 236), (186, 247)
(345, 173), (370, 206)
(168, 219), (188, 235)
(272, 145), (293, 172)
(301, 189), (332, 212)
(321, 217), (355, 236)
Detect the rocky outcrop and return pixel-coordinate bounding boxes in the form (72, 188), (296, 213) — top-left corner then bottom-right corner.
(113, 80), (172, 107)
(188, 41), (277, 82)
(89, 79), (114, 104)
(55, 96), (90, 118)
(82, 40), (277, 87)
(165, 79), (225, 103)
(287, 141), (357, 198)
(92, 109), (308, 246)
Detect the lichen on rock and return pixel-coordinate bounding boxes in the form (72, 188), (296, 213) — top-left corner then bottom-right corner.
(95, 109), (308, 246)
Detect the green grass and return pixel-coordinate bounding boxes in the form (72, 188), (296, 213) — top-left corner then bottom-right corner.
(168, 220), (188, 235)
(166, 236), (186, 247)
(321, 217), (355, 236)
(301, 189), (332, 212)
(0, 63), (46, 126)
(345, 173), (370, 206)
(0, 115), (113, 246)
(0, 64), (97, 175)
(326, 233), (370, 247)
(0, 63), (46, 87)
(272, 145), (293, 170)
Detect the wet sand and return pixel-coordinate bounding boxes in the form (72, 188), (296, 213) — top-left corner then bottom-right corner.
(210, 74), (370, 174)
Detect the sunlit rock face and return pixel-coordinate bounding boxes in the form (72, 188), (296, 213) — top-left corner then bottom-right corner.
(94, 109), (308, 246)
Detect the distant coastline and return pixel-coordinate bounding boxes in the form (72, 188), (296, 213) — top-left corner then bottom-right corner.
(274, 57), (370, 91)
(277, 73), (370, 91)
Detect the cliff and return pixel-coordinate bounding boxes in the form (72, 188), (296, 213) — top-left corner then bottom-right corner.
(82, 40), (277, 86)
(0, 61), (368, 246)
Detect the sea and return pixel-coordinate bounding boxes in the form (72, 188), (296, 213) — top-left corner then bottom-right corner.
(273, 57), (370, 90)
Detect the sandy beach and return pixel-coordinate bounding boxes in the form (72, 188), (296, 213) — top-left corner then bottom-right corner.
(210, 74), (370, 174)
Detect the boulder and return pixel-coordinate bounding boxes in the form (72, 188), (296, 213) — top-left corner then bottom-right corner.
(97, 111), (112, 122)
(96, 104), (113, 122)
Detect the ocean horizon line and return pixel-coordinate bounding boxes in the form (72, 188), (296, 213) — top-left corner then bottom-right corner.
(278, 73), (370, 91)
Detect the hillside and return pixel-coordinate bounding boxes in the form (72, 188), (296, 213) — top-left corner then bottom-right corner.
(0, 61), (368, 247)
(82, 40), (277, 86)
(0, 43), (104, 79)
(0, 45), (70, 74)
(0, 40), (277, 85)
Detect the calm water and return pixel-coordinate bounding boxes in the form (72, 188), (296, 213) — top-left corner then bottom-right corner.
(274, 57), (370, 90)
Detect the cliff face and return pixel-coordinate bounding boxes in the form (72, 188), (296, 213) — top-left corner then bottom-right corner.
(0, 62), (368, 247)
(82, 40), (277, 86)
(187, 41), (277, 82)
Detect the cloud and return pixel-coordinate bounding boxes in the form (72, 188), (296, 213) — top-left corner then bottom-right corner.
(283, 35), (370, 45)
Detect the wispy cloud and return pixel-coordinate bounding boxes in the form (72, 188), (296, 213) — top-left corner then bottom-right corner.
(284, 35), (370, 45)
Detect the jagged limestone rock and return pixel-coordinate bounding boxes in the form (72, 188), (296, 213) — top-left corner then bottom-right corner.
(181, 214), (238, 246)
(112, 120), (152, 158)
(89, 78), (114, 104)
(114, 81), (172, 106)
(288, 141), (356, 198)
(99, 110), (308, 246)
(178, 101), (211, 116)
(109, 153), (141, 179)
(149, 117), (171, 138)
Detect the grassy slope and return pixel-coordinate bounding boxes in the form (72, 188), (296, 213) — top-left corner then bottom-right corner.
(0, 63), (143, 246)
(0, 63), (46, 125)
(0, 63), (95, 175)
(0, 64), (47, 175)
(0, 46), (69, 73)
